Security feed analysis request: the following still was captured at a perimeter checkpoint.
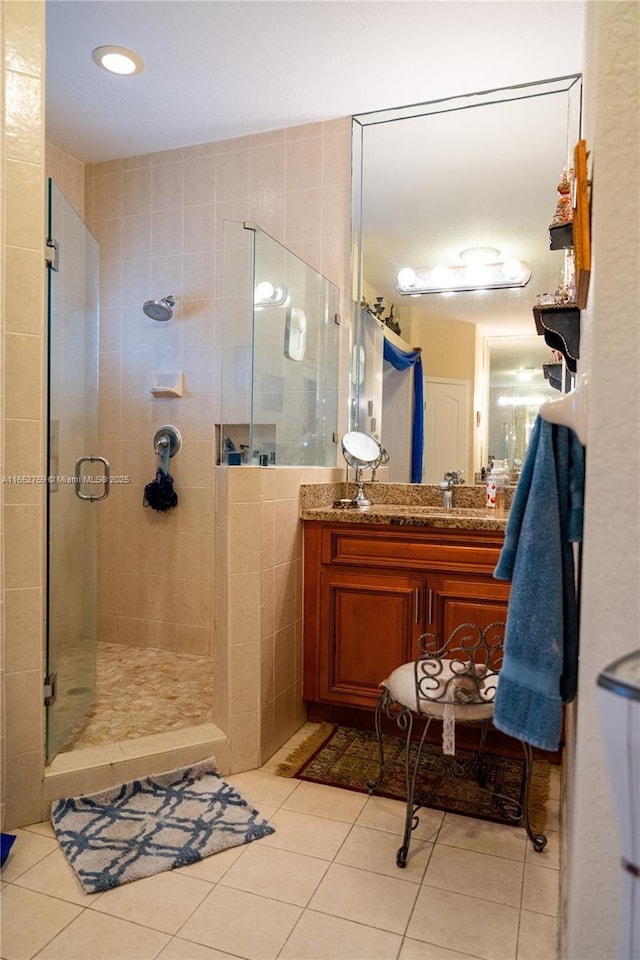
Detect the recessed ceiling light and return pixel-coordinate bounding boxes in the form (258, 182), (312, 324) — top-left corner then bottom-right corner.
(92, 45), (144, 76)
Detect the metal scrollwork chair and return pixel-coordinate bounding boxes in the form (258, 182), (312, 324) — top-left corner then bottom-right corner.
(367, 622), (547, 867)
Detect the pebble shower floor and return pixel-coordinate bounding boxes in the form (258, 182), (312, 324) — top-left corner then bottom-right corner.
(58, 641), (214, 752)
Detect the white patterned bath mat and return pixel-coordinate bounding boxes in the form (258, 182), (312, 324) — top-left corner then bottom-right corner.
(51, 757), (274, 894)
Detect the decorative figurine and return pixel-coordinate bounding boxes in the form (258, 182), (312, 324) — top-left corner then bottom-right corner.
(551, 166), (574, 226)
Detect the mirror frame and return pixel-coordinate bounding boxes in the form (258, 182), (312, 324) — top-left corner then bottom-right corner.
(349, 74), (583, 453)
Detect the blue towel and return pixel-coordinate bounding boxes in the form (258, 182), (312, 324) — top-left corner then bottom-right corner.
(493, 416), (584, 751)
(1, 832), (16, 867)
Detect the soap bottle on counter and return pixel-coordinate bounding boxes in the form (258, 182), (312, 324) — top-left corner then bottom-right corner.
(486, 459), (509, 512)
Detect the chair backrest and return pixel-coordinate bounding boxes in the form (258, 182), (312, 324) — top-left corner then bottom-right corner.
(414, 622), (505, 707)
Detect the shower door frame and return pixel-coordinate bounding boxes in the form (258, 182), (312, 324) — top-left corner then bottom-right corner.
(45, 179), (102, 763)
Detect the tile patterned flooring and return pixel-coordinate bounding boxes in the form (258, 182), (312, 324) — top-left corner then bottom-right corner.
(58, 643), (214, 752)
(1, 725), (561, 960)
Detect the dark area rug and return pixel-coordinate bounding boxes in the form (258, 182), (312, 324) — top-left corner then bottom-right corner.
(277, 724), (549, 831)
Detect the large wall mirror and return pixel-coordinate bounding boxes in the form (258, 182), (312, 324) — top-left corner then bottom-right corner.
(351, 75), (582, 484)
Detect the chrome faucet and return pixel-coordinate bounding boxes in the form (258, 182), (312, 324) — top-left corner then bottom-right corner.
(438, 470), (463, 508)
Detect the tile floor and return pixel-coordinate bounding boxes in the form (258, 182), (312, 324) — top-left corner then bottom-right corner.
(1, 726), (561, 960)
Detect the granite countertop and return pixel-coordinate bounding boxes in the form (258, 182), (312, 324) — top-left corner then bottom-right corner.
(299, 482), (510, 531)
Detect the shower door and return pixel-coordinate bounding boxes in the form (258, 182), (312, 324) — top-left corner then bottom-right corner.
(45, 179), (102, 762)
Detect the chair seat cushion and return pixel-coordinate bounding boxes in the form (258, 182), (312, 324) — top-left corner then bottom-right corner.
(381, 659), (497, 721)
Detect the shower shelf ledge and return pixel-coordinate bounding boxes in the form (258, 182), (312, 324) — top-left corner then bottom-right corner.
(151, 372), (184, 398)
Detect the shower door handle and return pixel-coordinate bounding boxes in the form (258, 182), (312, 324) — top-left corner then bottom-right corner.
(75, 455), (110, 501)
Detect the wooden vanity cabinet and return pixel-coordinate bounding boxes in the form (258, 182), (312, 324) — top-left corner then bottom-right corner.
(303, 520), (511, 728)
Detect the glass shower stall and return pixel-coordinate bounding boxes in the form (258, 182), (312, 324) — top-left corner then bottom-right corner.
(219, 221), (340, 467)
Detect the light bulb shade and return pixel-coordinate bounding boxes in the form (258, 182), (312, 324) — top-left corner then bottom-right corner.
(397, 267), (419, 288)
(254, 280), (289, 307)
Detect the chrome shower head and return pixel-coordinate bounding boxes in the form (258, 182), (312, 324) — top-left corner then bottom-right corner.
(143, 295), (176, 321)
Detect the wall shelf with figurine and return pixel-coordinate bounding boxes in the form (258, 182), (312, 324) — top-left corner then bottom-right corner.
(533, 139), (591, 379)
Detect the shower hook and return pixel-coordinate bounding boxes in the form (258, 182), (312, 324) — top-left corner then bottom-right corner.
(153, 424), (182, 475)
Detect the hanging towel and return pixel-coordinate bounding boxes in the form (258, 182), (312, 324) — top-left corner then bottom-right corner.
(143, 469), (178, 512)
(492, 415), (584, 751)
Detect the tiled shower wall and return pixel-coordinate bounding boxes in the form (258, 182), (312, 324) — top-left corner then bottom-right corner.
(2, 0), (47, 828)
(83, 121), (352, 767)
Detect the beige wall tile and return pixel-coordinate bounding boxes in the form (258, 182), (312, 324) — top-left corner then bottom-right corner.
(273, 500), (302, 565)
(4, 0), (45, 76)
(92, 217), (122, 264)
(216, 149), (250, 201)
(3, 418), (43, 504)
(228, 572), (261, 644)
(184, 203), (216, 254)
(123, 165), (152, 215)
(147, 618), (177, 651)
(93, 170), (123, 221)
(286, 121), (324, 141)
(177, 577), (212, 628)
(5, 333), (42, 420)
(284, 187), (322, 246)
(184, 154), (216, 206)
(4, 588), (42, 672)
(226, 466), (263, 503)
(5, 751), (43, 828)
(5, 70), (43, 162)
(152, 160), (184, 211)
(4, 503), (42, 589)
(118, 616), (149, 649)
(273, 561), (299, 631)
(229, 711), (260, 772)
(174, 623), (211, 657)
(286, 137), (322, 192)
(4, 670), (42, 754)
(229, 641), (261, 715)
(227, 502), (262, 574)
(274, 624), (296, 698)
(5, 246), (45, 335)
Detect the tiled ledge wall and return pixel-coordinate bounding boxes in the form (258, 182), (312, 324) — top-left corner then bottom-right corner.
(217, 465), (344, 771)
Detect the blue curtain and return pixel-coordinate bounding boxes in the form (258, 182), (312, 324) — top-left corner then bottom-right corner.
(383, 339), (424, 483)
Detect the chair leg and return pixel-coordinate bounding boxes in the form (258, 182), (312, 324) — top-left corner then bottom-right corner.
(476, 719), (489, 788)
(366, 691), (387, 794)
(397, 714), (431, 869)
(520, 739), (548, 853)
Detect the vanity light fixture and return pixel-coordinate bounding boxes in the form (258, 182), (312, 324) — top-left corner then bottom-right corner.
(396, 258), (531, 296)
(254, 281), (289, 308)
(92, 45), (144, 76)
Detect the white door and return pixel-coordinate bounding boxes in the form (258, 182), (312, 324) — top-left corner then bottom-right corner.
(423, 377), (470, 484)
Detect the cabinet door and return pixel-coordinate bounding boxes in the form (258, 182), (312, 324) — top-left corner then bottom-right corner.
(318, 570), (424, 708)
(427, 576), (510, 661)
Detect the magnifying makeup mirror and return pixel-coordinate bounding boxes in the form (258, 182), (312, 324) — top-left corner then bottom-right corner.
(341, 432), (385, 507)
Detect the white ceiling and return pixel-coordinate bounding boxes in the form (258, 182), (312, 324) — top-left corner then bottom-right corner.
(45, 0), (585, 164)
(46, 0), (586, 368)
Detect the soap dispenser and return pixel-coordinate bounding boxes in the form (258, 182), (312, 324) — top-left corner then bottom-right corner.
(486, 459), (509, 510)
